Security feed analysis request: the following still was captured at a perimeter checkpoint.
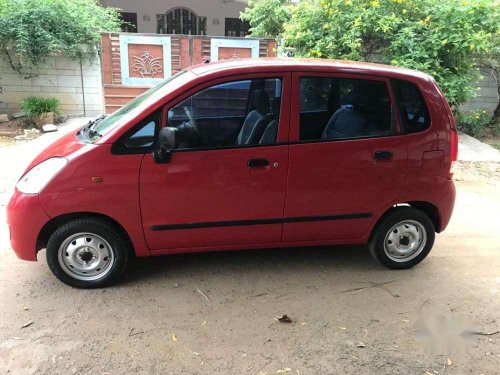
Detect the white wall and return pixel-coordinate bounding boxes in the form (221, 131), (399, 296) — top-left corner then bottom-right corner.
(101, 0), (248, 36)
(0, 55), (103, 117)
(460, 67), (499, 114)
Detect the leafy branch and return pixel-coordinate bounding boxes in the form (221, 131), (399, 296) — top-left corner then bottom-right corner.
(0, 0), (121, 72)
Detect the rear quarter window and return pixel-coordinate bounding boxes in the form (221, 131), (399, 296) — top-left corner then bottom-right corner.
(393, 79), (430, 133)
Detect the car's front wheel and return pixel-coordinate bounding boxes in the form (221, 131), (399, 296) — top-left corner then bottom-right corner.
(46, 218), (130, 288)
(369, 207), (435, 269)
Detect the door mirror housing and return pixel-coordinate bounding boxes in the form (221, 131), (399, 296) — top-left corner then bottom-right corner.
(159, 126), (177, 149)
(154, 127), (177, 163)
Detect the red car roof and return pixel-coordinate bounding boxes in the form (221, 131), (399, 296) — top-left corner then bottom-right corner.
(188, 58), (431, 81)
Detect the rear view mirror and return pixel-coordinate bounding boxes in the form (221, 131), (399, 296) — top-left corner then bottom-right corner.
(154, 127), (177, 163)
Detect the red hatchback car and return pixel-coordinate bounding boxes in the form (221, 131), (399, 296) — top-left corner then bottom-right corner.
(7, 59), (457, 288)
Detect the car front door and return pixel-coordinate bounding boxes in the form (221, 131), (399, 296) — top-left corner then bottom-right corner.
(282, 72), (408, 242)
(139, 74), (290, 252)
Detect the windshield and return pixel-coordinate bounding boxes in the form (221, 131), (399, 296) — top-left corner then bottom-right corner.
(90, 70), (192, 140)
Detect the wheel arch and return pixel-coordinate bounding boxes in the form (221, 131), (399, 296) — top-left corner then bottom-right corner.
(371, 201), (440, 240)
(406, 201), (440, 232)
(37, 212), (135, 256)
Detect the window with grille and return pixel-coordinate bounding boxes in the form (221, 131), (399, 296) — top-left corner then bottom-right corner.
(156, 8), (207, 35)
(120, 12), (137, 33)
(225, 18), (250, 37)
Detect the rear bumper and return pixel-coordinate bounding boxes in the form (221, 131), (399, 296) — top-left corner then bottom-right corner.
(437, 178), (456, 232)
(6, 190), (50, 261)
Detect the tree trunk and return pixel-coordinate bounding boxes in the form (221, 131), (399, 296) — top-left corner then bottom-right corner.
(492, 80), (500, 124)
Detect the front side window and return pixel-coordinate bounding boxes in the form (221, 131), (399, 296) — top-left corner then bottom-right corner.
(167, 78), (282, 150)
(123, 120), (156, 149)
(113, 110), (161, 153)
(299, 77), (394, 141)
(393, 79), (430, 133)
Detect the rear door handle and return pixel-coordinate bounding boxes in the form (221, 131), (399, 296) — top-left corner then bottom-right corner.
(373, 150), (393, 160)
(247, 158), (269, 168)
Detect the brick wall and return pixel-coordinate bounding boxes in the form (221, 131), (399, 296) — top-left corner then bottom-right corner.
(460, 67), (499, 114)
(0, 55), (103, 117)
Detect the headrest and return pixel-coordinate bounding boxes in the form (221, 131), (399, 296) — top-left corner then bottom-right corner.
(251, 90), (270, 114)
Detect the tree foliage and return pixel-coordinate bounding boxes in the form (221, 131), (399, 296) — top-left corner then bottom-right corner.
(0, 0), (121, 71)
(244, 0), (499, 106)
(240, 0), (291, 38)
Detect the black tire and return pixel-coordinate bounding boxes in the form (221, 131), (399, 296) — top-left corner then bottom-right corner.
(369, 207), (435, 269)
(46, 218), (130, 288)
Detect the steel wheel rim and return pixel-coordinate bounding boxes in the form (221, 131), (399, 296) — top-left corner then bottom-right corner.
(58, 233), (115, 281)
(383, 220), (427, 262)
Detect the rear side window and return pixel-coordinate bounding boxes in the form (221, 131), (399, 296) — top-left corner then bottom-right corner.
(300, 77), (333, 111)
(393, 80), (430, 133)
(299, 77), (394, 141)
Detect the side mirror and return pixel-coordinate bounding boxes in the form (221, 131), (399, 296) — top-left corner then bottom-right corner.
(159, 127), (177, 149)
(154, 127), (177, 163)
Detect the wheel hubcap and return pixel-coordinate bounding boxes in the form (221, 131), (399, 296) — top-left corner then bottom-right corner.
(383, 220), (427, 262)
(58, 233), (114, 281)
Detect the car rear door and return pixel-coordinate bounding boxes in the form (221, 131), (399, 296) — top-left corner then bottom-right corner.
(282, 72), (408, 242)
(139, 73), (291, 252)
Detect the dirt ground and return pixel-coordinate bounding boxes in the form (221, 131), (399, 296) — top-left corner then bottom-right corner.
(0, 154), (499, 374)
(0, 119), (26, 147)
(483, 136), (500, 152)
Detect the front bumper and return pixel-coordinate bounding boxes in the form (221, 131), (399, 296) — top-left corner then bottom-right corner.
(6, 190), (50, 261)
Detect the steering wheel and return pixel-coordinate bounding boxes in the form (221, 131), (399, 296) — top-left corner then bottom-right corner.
(183, 106), (198, 131)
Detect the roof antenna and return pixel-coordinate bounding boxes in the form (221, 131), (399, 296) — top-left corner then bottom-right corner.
(202, 58), (210, 64)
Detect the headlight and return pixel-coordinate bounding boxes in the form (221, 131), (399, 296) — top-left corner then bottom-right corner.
(16, 157), (68, 194)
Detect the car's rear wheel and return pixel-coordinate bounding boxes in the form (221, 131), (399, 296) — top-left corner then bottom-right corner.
(369, 207), (435, 269)
(46, 218), (130, 288)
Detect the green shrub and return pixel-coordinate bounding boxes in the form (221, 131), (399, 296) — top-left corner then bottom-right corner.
(0, 0), (121, 70)
(456, 109), (491, 138)
(20, 96), (60, 118)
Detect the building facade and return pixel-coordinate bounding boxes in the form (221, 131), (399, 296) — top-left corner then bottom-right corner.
(100, 0), (251, 37)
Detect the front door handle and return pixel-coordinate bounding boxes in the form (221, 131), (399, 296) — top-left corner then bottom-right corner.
(373, 150), (393, 160)
(247, 158), (269, 168)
